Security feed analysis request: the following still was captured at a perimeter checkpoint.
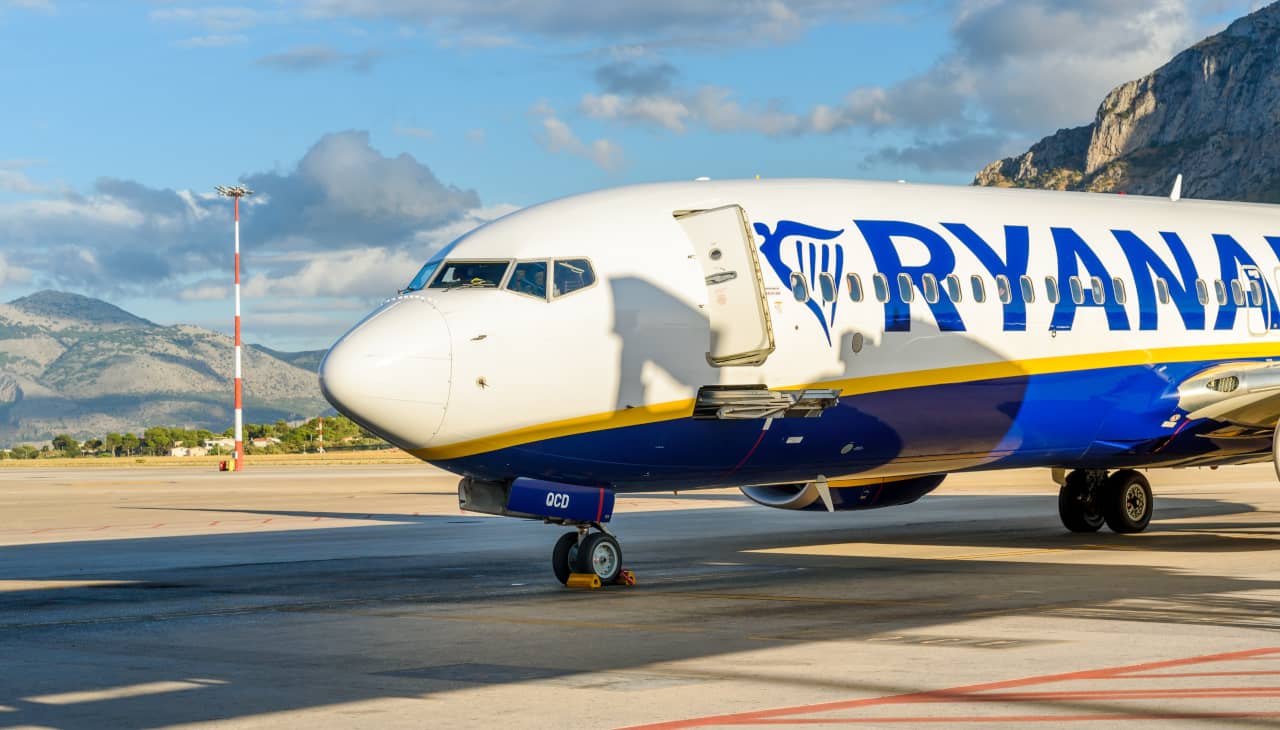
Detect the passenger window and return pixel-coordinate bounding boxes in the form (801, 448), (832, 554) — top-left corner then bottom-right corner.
(971, 275), (986, 303)
(1090, 276), (1105, 304)
(1215, 279), (1228, 306)
(873, 274), (889, 303)
(790, 272), (810, 303)
(1019, 275), (1034, 303)
(552, 259), (596, 298)
(922, 273), (939, 304)
(1231, 280), (1245, 306)
(1196, 279), (1209, 305)
(1156, 278), (1170, 304)
(945, 274), (962, 302)
(1044, 276), (1059, 305)
(1250, 280), (1263, 307)
(1070, 277), (1084, 305)
(428, 260), (511, 289)
(995, 275), (1011, 305)
(506, 261), (549, 299)
(846, 274), (863, 302)
(897, 273), (915, 303)
(818, 273), (836, 303)
(1112, 277), (1127, 305)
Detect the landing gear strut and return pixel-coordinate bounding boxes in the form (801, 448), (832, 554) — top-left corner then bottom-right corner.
(1058, 469), (1153, 534)
(551, 524), (623, 585)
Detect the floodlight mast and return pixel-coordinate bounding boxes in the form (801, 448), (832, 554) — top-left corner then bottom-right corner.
(216, 185), (254, 471)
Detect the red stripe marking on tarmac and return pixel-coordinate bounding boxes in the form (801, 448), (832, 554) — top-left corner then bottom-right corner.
(1120, 670), (1280, 678)
(907, 687), (1280, 702)
(735, 712), (1280, 724)
(619, 647), (1280, 730)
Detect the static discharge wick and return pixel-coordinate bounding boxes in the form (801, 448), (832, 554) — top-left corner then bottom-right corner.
(216, 185), (254, 471)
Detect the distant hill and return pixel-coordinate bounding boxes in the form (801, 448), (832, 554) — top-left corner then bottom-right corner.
(0, 290), (331, 445)
(975, 3), (1280, 202)
(251, 345), (326, 374)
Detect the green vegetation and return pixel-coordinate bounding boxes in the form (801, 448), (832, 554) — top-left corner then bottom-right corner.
(0, 416), (387, 459)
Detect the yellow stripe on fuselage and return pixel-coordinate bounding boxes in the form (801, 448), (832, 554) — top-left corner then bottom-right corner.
(410, 341), (1280, 462)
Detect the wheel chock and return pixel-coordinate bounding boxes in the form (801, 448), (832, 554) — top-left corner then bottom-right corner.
(566, 573), (602, 589)
(614, 569), (637, 586)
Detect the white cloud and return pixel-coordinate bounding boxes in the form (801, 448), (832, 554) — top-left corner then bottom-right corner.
(532, 105), (624, 171)
(256, 45), (382, 72)
(179, 283), (230, 301)
(580, 93), (690, 133)
(176, 34), (248, 48)
(0, 254), (32, 286)
(690, 87), (801, 135)
(0, 131), (488, 297)
(294, 0), (898, 44)
(149, 7), (266, 32)
(242, 130), (480, 250)
(5, 0), (54, 13)
(393, 125), (434, 140)
(0, 168), (50, 195)
(436, 33), (519, 49)
(580, 86), (803, 136)
(243, 247), (420, 299)
(570, 0), (1258, 172)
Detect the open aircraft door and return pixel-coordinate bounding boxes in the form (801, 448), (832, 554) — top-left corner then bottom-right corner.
(1242, 265), (1272, 336)
(676, 205), (775, 366)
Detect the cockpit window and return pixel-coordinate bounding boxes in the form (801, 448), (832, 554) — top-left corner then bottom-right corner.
(405, 261), (441, 292)
(506, 261), (548, 299)
(427, 261), (510, 290)
(553, 259), (595, 298)
(403, 237), (463, 292)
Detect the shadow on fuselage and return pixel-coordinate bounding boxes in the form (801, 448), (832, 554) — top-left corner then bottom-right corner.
(593, 277), (1038, 489)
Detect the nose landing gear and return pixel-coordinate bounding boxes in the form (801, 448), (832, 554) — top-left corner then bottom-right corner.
(552, 524), (629, 586)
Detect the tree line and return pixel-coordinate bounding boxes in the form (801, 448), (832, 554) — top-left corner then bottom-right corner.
(2, 416), (385, 459)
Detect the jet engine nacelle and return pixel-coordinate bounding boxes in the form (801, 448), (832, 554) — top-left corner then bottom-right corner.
(740, 474), (946, 512)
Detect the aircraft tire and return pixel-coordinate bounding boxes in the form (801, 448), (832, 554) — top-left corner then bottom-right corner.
(1058, 470), (1104, 533)
(1102, 470), (1153, 534)
(552, 531), (579, 585)
(575, 532), (623, 584)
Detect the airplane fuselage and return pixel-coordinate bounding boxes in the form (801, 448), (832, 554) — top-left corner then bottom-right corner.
(321, 180), (1280, 494)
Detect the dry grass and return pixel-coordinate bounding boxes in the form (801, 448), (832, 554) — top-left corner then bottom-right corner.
(0, 449), (420, 468)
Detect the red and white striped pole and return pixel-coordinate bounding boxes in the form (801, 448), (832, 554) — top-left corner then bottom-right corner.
(216, 185), (253, 472)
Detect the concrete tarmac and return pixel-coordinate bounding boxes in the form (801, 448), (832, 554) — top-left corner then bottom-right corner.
(1, 463), (1279, 729)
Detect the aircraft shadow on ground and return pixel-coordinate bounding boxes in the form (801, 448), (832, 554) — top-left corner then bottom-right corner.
(1, 492), (1278, 728)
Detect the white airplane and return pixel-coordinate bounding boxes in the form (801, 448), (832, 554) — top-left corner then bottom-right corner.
(319, 179), (1280, 585)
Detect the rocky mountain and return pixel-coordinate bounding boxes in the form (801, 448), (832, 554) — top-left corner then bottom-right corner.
(0, 291), (330, 444)
(975, 3), (1280, 202)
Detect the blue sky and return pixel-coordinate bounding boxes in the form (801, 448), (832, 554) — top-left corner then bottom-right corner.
(0, 0), (1267, 349)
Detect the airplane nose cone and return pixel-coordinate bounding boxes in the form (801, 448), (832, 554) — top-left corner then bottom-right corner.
(319, 297), (452, 449)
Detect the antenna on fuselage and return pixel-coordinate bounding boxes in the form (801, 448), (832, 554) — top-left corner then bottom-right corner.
(1170, 174), (1184, 202)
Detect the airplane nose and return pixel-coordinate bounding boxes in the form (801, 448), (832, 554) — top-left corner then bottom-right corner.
(319, 297), (452, 449)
